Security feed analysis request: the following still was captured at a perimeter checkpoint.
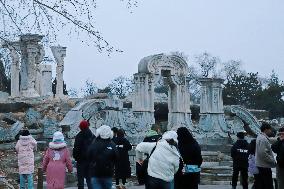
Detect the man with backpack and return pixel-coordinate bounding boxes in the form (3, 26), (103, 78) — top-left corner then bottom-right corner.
(272, 127), (284, 189)
(231, 131), (249, 189)
(73, 120), (95, 189)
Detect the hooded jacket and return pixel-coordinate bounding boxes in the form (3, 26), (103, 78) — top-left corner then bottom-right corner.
(136, 140), (180, 182)
(88, 137), (119, 177)
(73, 128), (95, 163)
(15, 135), (37, 174)
(143, 130), (162, 143)
(42, 142), (73, 189)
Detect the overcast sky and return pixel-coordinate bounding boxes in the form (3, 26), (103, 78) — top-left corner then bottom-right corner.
(53, 0), (284, 90)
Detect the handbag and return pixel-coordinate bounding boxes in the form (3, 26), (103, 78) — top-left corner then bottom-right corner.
(137, 144), (157, 183)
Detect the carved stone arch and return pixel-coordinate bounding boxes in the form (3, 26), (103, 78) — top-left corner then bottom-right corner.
(138, 53), (188, 85)
(133, 54), (192, 131)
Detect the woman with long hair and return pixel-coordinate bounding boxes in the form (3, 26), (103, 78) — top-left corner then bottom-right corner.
(175, 127), (203, 189)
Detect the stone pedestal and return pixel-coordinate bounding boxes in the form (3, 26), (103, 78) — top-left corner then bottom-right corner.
(198, 78), (228, 139)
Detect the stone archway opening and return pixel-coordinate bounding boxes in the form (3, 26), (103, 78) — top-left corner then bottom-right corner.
(132, 54), (193, 131)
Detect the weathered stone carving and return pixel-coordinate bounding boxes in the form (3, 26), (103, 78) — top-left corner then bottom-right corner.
(225, 105), (261, 136)
(51, 46), (67, 99)
(133, 54), (192, 131)
(1, 34), (60, 98)
(198, 78), (229, 139)
(20, 34), (44, 97)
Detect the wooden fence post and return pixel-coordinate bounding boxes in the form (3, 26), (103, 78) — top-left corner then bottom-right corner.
(37, 167), (43, 189)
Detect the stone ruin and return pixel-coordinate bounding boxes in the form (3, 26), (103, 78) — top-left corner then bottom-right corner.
(0, 51), (276, 187)
(1, 34), (67, 99)
(60, 53), (263, 145)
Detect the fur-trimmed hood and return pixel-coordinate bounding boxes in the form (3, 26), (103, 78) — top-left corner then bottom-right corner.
(49, 142), (67, 149)
(19, 135), (35, 146)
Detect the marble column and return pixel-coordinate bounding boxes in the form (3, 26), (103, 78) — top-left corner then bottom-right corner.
(10, 49), (20, 97)
(39, 64), (52, 96)
(167, 76), (192, 130)
(51, 46), (66, 98)
(198, 78), (228, 138)
(19, 34), (43, 97)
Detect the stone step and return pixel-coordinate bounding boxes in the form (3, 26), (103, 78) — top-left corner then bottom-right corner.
(201, 144), (232, 154)
(200, 172), (232, 182)
(219, 160), (233, 166)
(202, 166), (232, 174)
(201, 162), (220, 168)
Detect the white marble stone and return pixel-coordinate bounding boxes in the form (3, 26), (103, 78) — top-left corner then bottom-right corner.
(39, 64), (52, 96)
(133, 54), (192, 130)
(198, 78), (229, 138)
(19, 34), (44, 97)
(51, 46), (66, 99)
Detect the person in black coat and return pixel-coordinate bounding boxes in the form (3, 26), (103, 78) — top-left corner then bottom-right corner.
(73, 120), (95, 189)
(113, 129), (132, 189)
(271, 127), (284, 189)
(175, 127), (203, 189)
(88, 125), (118, 189)
(231, 131), (249, 189)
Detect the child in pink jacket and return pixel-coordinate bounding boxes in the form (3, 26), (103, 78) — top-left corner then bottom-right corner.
(15, 129), (37, 189)
(42, 131), (73, 189)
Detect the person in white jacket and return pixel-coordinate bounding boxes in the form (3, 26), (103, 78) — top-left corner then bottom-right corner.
(136, 131), (180, 189)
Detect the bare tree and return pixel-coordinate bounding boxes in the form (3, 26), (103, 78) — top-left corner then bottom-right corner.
(170, 51), (189, 62)
(0, 0), (138, 54)
(195, 52), (220, 78)
(81, 79), (97, 97)
(107, 76), (133, 99)
(221, 59), (243, 80)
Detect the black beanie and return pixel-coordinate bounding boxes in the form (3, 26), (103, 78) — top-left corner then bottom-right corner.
(237, 132), (245, 139)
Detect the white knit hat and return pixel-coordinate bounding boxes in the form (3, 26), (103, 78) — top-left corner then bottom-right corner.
(52, 131), (65, 143)
(162, 131), (178, 143)
(95, 125), (113, 139)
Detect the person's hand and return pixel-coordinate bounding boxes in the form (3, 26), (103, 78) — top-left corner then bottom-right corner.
(137, 160), (144, 165)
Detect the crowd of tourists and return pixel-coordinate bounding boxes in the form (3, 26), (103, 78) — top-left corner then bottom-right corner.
(231, 123), (284, 189)
(15, 120), (284, 189)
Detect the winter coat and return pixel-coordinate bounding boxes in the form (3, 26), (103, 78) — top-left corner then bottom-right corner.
(88, 137), (118, 178)
(231, 139), (249, 169)
(256, 133), (276, 168)
(73, 128), (95, 163)
(15, 135), (37, 174)
(136, 140), (180, 182)
(113, 136), (132, 178)
(42, 142), (73, 189)
(271, 139), (284, 168)
(143, 130), (162, 143)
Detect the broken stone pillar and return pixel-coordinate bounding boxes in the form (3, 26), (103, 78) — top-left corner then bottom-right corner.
(3, 42), (21, 98)
(10, 48), (20, 97)
(35, 44), (45, 95)
(39, 65), (52, 96)
(198, 78), (229, 139)
(19, 34), (43, 97)
(51, 46), (66, 98)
